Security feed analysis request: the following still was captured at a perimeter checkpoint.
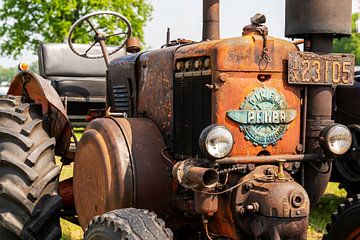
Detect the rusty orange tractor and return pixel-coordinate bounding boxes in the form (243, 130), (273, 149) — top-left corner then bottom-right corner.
(0, 0), (356, 239)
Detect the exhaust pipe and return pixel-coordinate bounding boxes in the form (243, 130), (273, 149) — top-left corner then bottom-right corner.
(186, 166), (219, 188)
(202, 0), (220, 41)
(173, 160), (219, 189)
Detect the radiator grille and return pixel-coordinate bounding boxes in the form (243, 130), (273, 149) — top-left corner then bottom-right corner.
(173, 75), (212, 159)
(112, 85), (130, 113)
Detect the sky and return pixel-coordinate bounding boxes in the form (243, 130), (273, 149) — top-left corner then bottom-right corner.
(0, 0), (359, 68)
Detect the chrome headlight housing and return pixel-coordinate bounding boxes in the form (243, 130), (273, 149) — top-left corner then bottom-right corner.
(320, 124), (352, 156)
(199, 125), (234, 159)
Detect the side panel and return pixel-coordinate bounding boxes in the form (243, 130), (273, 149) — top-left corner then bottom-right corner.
(137, 46), (179, 141)
(108, 53), (143, 116)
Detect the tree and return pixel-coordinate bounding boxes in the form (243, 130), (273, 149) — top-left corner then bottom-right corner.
(0, 0), (153, 57)
(0, 65), (17, 83)
(333, 13), (360, 65)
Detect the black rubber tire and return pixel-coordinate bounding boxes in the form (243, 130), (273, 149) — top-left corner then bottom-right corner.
(84, 208), (173, 240)
(334, 155), (360, 196)
(323, 194), (360, 240)
(0, 96), (62, 240)
(334, 125), (360, 196)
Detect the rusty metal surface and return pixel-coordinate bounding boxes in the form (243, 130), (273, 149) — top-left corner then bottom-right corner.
(208, 165), (309, 239)
(202, 0), (219, 41)
(174, 34), (302, 157)
(74, 117), (133, 228)
(288, 52), (354, 86)
(173, 160), (219, 189)
(73, 117), (172, 229)
(303, 39), (335, 205)
(59, 177), (75, 211)
(285, 0), (352, 38)
(112, 118), (172, 217)
(194, 191), (218, 214)
(7, 71), (71, 155)
(137, 46), (180, 141)
(216, 153), (319, 165)
(126, 37), (141, 53)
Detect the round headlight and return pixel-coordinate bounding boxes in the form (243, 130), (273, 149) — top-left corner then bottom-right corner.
(320, 124), (352, 156)
(199, 125), (234, 159)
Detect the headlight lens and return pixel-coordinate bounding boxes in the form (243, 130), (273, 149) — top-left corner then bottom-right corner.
(199, 125), (234, 159)
(320, 124), (352, 155)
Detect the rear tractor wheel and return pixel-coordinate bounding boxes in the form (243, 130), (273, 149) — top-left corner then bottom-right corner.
(0, 96), (62, 240)
(84, 208), (173, 240)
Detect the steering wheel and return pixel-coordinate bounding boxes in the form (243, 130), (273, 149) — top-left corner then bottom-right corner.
(67, 11), (132, 62)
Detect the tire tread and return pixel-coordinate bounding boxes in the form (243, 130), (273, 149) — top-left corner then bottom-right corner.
(84, 208), (173, 240)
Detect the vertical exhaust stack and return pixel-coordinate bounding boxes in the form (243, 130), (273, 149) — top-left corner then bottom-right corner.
(285, 0), (352, 205)
(202, 0), (220, 41)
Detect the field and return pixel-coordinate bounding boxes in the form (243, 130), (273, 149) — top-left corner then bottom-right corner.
(59, 130), (347, 240)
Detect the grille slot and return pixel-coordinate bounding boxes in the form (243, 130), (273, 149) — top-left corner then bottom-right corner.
(112, 85), (130, 113)
(173, 75), (212, 159)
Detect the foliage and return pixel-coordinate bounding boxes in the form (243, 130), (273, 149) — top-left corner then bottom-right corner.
(0, 65), (17, 84)
(0, 0), (153, 57)
(333, 13), (360, 65)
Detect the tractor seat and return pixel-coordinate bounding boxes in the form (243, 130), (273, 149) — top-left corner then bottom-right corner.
(38, 43), (125, 98)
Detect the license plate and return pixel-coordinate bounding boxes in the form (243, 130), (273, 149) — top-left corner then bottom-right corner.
(288, 52), (355, 86)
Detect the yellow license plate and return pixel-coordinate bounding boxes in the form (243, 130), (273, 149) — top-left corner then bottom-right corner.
(288, 52), (355, 86)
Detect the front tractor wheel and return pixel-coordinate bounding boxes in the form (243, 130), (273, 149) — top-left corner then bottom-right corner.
(323, 195), (360, 240)
(84, 208), (173, 240)
(0, 96), (62, 240)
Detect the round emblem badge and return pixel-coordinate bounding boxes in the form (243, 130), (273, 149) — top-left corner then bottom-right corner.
(226, 87), (296, 147)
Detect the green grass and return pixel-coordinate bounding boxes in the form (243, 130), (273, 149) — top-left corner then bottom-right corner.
(307, 183), (347, 240)
(58, 129), (346, 239)
(58, 129), (83, 240)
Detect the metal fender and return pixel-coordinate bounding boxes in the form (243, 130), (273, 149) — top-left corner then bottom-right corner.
(73, 117), (173, 229)
(8, 71), (71, 155)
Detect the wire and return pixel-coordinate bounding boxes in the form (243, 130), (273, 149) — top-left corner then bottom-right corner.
(217, 173), (229, 189)
(202, 216), (213, 240)
(193, 175), (274, 195)
(161, 146), (174, 166)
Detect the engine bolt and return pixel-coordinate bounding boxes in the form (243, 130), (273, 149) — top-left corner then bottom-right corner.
(236, 206), (245, 215)
(245, 202), (260, 212)
(245, 182), (253, 190)
(296, 144), (303, 153)
(265, 168), (274, 176)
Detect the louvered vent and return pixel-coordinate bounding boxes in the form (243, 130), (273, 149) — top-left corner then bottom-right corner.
(112, 85), (130, 113)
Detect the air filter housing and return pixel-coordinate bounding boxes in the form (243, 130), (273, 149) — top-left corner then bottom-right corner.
(285, 0), (352, 38)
